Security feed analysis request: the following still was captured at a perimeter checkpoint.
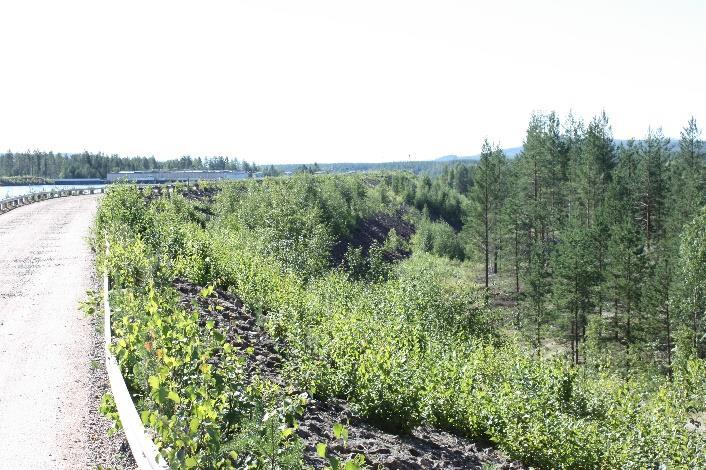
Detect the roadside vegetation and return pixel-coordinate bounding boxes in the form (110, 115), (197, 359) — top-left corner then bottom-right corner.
(95, 113), (706, 468)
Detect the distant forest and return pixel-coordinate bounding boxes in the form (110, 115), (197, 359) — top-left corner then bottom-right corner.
(272, 159), (462, 175)
(0, 152), (262, 181)
(0, 150), (466, 183)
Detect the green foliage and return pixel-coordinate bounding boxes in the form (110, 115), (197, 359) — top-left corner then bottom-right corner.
(0, 175), (53, 185)
(637, 129), (670, 247)
(468, 139), (508, 286)
(607, 217), (647, 364)
(668, 118), (705, 244)
(95, 184), (151, 244)
(521, 243), (552, 353)
(99, 393), (122, 436)
(388, 172), (468, 229)
(222, 381), (308, 469)
(412, 218), (464, 260)
(676, 207), (706, 356)
(108, 282), (305, 468)
(573, 112), (615, 227)
(214, 175), (368, 279)
(96, 147), (706, 468)
(552, 219), (600, 364)
(342, 242), (390, 282)
(316, 423), (368, 470)
(439, 162), (472, 195)
(79, 289), (101, 317)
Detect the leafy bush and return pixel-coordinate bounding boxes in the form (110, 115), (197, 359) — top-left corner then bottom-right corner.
(107, 279), (307, 468)
(411, 218), (465, 260)
(214, 177), (334, 279)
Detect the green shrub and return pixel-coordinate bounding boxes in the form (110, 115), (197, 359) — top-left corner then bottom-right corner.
(412, 218), (465, 260)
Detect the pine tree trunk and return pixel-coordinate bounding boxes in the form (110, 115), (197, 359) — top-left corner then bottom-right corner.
(598, 247), (604, 320)
(574, 309), (580, 365)
(514, 226), (520, 294)
(613, 298), (619, 342)
(484, 175), (489, 289)
(571, 318), (576, 366)
(666, 301), (672, 379)
(693, 306), (699, 356)
(574, 271), (580, 365)
(646, 197), (652, 250)
(537, 303), (542, 359)
(626, 315), (631, 371)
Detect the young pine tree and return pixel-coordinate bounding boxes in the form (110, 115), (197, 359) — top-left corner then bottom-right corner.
(573, 112), (615, 228)
(551, 217), (600, 365)
(468, 140), (507, 287)
(642, 242), (676, 376)
(523, 242), (552, 356)
(675, 207), (706, 358)
(607, 217), (647, 370)
(667, 118), (705, 252)
(516, 114), (557, 351)
(637, 129), (670, 250)
(501, 159), (525, 295)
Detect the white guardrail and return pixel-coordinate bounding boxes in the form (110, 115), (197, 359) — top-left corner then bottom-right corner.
(0, 187), (106, 214)
(103, 243), (169, 470)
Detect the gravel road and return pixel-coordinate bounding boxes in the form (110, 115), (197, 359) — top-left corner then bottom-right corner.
(0, 196), (133, 469)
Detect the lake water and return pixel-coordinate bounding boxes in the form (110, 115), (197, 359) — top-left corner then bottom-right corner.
(0, 184), (106, 200)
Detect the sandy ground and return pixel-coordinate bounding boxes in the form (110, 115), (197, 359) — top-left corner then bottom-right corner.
(0, 196), (133, 469)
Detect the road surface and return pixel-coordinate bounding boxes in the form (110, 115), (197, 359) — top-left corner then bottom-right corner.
(0, 195), (130, 468)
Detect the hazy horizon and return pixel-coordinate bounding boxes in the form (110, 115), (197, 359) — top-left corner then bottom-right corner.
(0, 135), (691, 167)
(1, 0), (704, 164)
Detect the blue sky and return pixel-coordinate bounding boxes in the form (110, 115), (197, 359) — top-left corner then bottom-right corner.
(0, 0), (703, 163)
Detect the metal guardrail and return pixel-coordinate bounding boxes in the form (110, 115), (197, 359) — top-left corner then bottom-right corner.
(103, 243), (169, 470)
(0, 187), (106, 214)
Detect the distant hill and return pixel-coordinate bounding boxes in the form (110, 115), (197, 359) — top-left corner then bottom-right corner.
(436, 146), (523, 161)
(436, 154), (476, 162)
(271, 138), (699, 177)
(436, 140), (692, 163)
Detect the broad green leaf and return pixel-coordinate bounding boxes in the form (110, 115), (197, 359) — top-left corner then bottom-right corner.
(190, 416), (200, 433)
(333, 423), (348, 442)
(167, 390), (181, 404)
(148, 375), (160, 390)
(316, 442), (327, 458)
